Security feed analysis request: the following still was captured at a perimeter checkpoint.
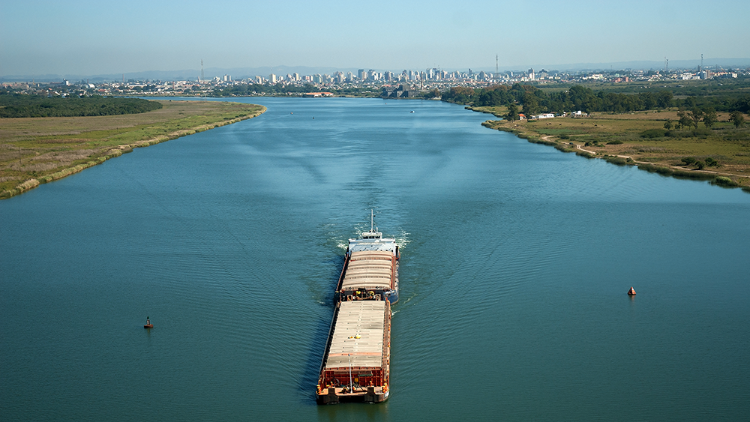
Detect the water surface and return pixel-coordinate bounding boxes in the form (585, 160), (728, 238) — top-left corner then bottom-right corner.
(2, 98), (749, 421)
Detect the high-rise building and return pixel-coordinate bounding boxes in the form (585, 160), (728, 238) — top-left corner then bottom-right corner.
(269, 74), (277, 83)
(358, 69), (366, 80)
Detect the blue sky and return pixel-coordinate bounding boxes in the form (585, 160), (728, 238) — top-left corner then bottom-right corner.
(2, 0), (749, 76)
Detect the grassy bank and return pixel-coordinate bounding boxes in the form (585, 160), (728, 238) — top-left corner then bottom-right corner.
(480, 110), (750, 193)
(1, 100), (265, 199)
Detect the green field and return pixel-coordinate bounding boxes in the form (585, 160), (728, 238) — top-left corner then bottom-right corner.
(482, 110), (750, 191)
(0, 100), (265, 198)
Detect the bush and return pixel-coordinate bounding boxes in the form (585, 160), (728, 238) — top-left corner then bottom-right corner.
(712, 176), (738, 187)
(640, 129), (668, 138)
(695, 161), (705, 170)
(607, 140), (624, 145)
(559, 134), (570, 139)
(604, 156), (628, 165)
(681, 157), (696, 166)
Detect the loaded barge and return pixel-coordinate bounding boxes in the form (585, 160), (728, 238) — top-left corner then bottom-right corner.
(316, 212), (399, 404)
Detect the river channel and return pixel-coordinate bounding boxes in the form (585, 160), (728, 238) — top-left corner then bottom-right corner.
(2, 98), (749, 421)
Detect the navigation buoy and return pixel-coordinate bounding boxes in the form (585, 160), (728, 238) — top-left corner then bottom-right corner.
(144, 316), (153, 329)
(627, 287), (636, 296)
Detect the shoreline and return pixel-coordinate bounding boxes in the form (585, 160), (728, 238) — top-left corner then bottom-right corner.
(472, 108), (750, 194)
(1, 103), (266, 199)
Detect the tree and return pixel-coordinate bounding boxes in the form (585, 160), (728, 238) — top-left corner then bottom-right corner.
(522, 93), (539, 117)
(505, 103), (519, 123)
(663, 119), (673, 130)
(695, 160), (705, 170)
(681, 157), (696, 166)
(689, 107), (704, 130)
(677, 110), (692, 130)
(730, 111), (745, 128)
(424, 88), (440, 99)
(657, 90), (673, 109)
(703, 107), (718, 128)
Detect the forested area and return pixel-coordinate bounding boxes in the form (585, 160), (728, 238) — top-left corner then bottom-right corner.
(442, 84), (750, 115)
(0, 94), (162, 118)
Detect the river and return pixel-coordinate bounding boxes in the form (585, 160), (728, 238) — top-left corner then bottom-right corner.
(1, 98), (749, 421)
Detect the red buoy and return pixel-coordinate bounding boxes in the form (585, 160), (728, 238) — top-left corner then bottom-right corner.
(627, 287), (636, 296)
(144, 317), (153, 329)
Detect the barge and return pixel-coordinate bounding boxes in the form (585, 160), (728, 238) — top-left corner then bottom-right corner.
(316, 211), (398, 404)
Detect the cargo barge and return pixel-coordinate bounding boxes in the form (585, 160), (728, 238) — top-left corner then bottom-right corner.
(316, 211), (398, 404)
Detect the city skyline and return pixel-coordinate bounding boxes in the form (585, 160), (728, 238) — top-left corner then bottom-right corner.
(2, 0), (749, 77)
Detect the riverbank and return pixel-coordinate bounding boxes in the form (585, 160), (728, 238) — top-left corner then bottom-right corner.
(0, 100), (265, 199)
(478, 110), (750, 193)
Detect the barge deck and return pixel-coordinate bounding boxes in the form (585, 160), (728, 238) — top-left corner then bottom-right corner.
(316, 300), (391, 404)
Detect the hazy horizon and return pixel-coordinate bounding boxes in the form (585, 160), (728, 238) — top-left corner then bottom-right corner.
(2, 0), (749, 78)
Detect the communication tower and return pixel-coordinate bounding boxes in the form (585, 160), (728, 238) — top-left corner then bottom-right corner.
(700, 54), (703, 72)
(665, 57), (668, 73)
(201, 59), (205, 83)
(496, 54), (499, 79)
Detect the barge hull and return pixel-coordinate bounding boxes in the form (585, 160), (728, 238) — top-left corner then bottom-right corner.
(316, 300), (391, 404)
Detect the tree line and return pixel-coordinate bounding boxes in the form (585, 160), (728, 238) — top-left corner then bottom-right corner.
(0, 93), (162, 118)
(442, 84), (750, 115)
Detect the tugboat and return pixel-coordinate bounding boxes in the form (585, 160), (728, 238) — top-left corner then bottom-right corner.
(336, 210), (399, 304)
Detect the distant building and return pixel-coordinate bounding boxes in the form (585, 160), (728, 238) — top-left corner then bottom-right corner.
(269, 74), (277, 83)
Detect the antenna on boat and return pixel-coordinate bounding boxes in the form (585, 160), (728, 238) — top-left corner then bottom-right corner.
(370, 209), (374, 233)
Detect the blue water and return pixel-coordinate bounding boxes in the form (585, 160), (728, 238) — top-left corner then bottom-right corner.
(2, 98), (749, 421)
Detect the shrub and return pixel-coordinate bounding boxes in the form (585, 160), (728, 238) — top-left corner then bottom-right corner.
(640, 129), (668, 138)
(712, 176), (738, 187)
(681, 157), (696, 166)
(604, 156), (628, 165)
(559, 134), (570, 139)
(607, 140), (624, 145)
(695, 161), (705, 170)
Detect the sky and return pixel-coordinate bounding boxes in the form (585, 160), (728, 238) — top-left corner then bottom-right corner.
(2, 0), (749, 77)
